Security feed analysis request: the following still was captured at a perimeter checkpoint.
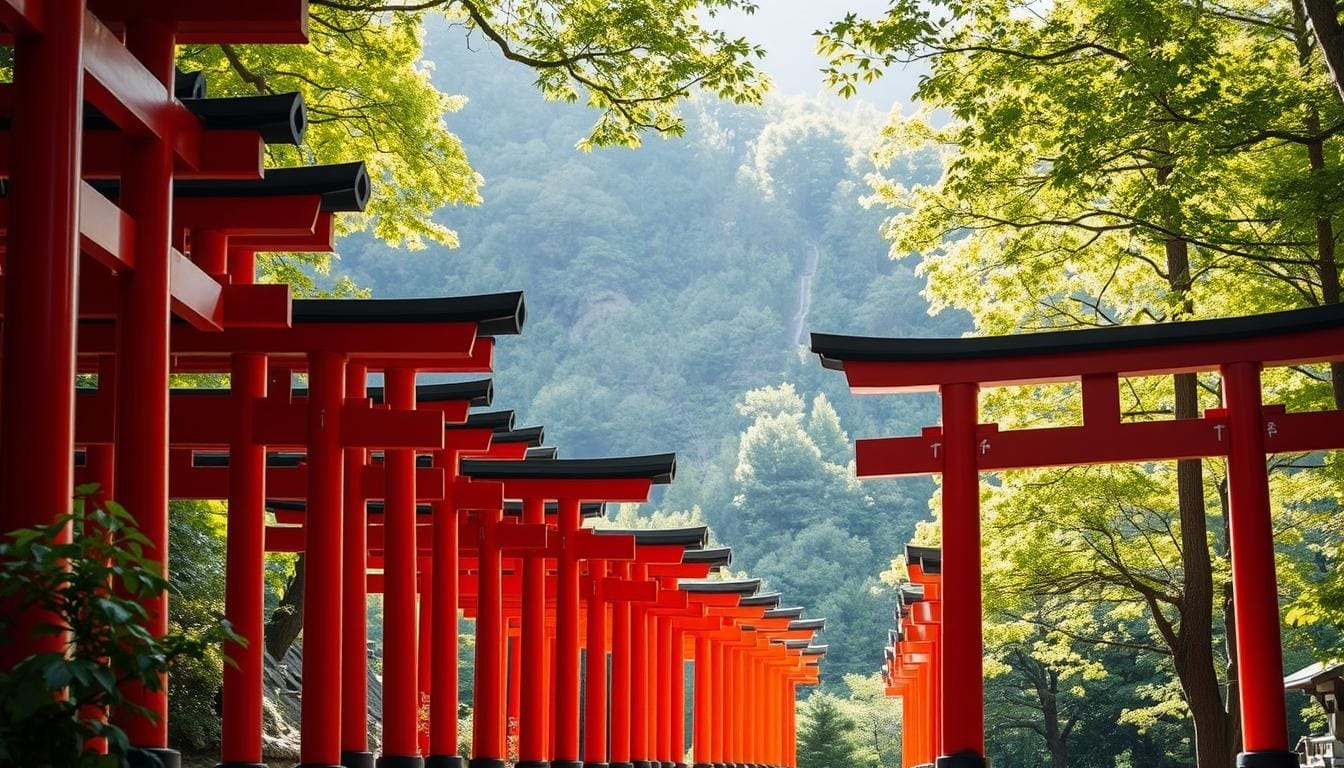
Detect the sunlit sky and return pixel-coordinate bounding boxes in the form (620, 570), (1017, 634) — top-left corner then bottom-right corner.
(713, 0), (923, 111)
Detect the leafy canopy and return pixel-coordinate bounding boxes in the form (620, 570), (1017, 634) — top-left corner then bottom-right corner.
(179, 0), (770, 258)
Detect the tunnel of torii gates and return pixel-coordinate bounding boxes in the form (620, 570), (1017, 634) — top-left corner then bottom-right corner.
(878, 545), (942, 768)
(812, 304), (1344, 768)
(0, 3), (825, 768)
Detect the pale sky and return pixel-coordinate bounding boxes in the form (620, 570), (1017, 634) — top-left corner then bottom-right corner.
(713, 0), (924, 110)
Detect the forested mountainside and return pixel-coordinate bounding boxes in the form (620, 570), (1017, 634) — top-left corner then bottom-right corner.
(328, 20), (960, 689)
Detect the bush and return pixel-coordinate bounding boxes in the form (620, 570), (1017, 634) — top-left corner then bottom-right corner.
(0, 489), (238, 767)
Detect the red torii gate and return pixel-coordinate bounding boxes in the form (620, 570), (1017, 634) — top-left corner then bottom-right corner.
(73, 293), (519, 768)
(0, 5), (314, 763)
(883, 546), (942, 768)
(681, 580), (823, 768)
(458, 455), (678, 768)
(814, 303), (1344, 768)
(587, 532), (729, 768)
(598, 534), (716, 767)
(2, 6), (833, 768)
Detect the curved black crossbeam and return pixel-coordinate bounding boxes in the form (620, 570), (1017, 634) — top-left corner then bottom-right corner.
(812, 303), (1344, 369)
(594, 526), (708, 548)
(293, 291), (525, 336)
(459, 453), (676, 484)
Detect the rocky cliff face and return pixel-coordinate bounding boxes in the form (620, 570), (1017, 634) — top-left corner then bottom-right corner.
(262, 645), (385, 761)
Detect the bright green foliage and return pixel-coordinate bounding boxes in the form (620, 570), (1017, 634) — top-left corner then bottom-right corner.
(806, 394), (851, 464)
(165, 500), (231, 750)
(0, 490), (239, 767)
(178, 0), (770, 260)
(821, 0), (1344, 330)
(982, 607), (1186, 767)
(796, 693), (860, 768)
(816, 0), (1344, 762)
(425, 0), (770, 148)
(179, 11), (477, 256)
(831, 674), (902, 768)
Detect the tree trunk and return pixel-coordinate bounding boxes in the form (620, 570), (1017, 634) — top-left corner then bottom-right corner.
(1300, 0), (1344, 107)
(1043, 669), (1068, 768)
(1294, 1), (1344, 407)
(1018, 650), (1070, 768)
(265, 553), (306, 660)
(1166, 235), (1237, 768)
(1307, 134), (1344, 406)
(1215, 479), (1245, 758)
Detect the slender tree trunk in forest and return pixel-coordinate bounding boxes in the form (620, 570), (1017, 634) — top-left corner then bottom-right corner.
(1012, 650), (1072, 768)
(1039, 669), (1069, 768)
(1305, 135), (1344, 406)
(1294, 2), (1344, 407)
(1300, 0), (1344, 107)
(1165, 233), (1237, 768)
(1215, 480), (1245, 760)
(265, 553), (306, 660)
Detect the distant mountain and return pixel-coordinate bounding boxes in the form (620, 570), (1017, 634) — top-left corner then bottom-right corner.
(331, 19), (967, 688)
(338, 18), (961, 462)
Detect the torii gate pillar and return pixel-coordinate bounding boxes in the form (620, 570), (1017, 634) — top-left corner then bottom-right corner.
(0, 0), (84, 676)
(114, 20), (178, 759)
(1222, 362), (1294, 767)
(937, 382), (983, 768)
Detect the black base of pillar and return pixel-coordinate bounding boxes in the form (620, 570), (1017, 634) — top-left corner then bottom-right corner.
(582, 762), (610, 768)
(426, 756), (465, 768)
(296, 764), (347, 768)
(343, 752), (377, 768)
(662, 761), (676, 768)
(675, 763), (688, 768)
(217, 763), (268, 768)
(468, 759), (507, 768)
(692, 764), (714, 768)
(516, 761), (550, 768)
(610, 762), (634, 768)
(377, 757), (425, 768)
(130, 747), (182, 768)
(935, 752), (986, 768)
(553, 761), (584, 768)
(1237, 752), (1299, 768)
(632, 760), (654, 768)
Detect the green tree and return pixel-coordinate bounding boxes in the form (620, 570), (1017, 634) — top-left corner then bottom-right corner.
(832, 674), (902, 768)
(806, 394), (850, 464)
(165, 500), (230, 750)
(818, 0), (1344, 764)
(797, 693), (860, 768)
(179, 0), (771, 260)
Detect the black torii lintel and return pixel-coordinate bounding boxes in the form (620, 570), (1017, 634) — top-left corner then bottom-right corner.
(906, 544), (942, 575)
(459, 454), (676, 484)
(678, 578), (760, 596)
(811, 303), (1344, 369)
(594, 526), (708, 549)
(85, 162), (370, 212)
(293, 291), (525, 336)
(681, 546), (733, 568)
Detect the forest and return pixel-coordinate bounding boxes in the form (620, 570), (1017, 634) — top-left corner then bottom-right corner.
(133, 1), (1344, 767)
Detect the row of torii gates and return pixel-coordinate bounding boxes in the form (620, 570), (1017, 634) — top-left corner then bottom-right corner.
(6, 3), (1342, 768)
(0, 4), (824, 768)
(813, 307), (1344, 768)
